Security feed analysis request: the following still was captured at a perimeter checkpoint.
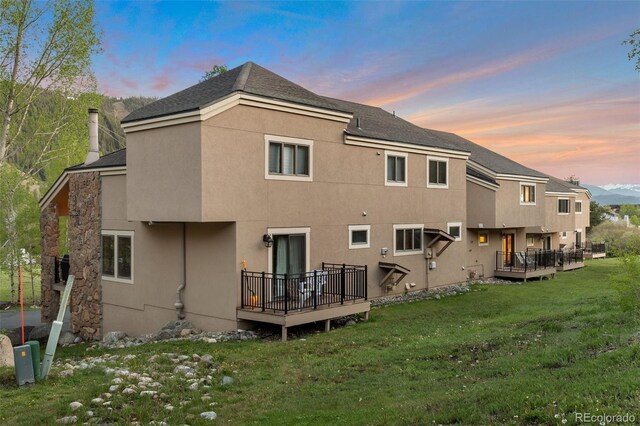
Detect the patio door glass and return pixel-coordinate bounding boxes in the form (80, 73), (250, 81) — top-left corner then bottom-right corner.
(502, 234), (514, 267)
(273, 234), (306, 297)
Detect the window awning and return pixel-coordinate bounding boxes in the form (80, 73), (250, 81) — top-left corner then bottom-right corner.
(378, 262), (410, 289)
(423, 228), (456, 257)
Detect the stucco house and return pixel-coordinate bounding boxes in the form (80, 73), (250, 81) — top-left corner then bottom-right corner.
(39, 62), (591, 340)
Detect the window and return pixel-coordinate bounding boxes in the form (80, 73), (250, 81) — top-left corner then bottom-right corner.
(102, 230), (134, 283)
(393, 224), (423, 255)
(558, 199), (570, 214)
(561, 231), (567, 239)
(526, 234), (535, 247)
(520, 183), (536, 204)
(264, 135), (313, 181)
(348, 225), (371, 249)
(575, 201), (582, 214)
(385, 151), (408, 186)
(478, 231), (489, 246)
(427, 156), (448, 188)
(447, 222), (462, 242)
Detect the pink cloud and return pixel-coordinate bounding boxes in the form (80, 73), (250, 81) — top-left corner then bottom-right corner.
(150, 73), (173, 92)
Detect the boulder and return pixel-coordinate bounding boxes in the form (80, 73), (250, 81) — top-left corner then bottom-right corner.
(102, 331), (127, 345)
(159, 320), (194, 338)
(0, 334), (15, 367)
(58, 331), (77, 346)
(28, 323), (52, 344)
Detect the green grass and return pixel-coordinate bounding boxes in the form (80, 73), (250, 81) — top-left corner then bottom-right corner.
(1, 258), (639, 425)
(0, 268), (41, 307)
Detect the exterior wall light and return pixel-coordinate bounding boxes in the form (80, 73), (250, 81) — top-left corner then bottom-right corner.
(263, 234), (274, 248)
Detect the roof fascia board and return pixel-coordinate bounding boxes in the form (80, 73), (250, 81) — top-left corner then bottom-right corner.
(39, 172), (69, 209)
(100, 169), (127, 176)
(545, 191), (577, 197)
(467, 160), (498, 179)
(345, 135), (470, 160)
(122, 93), (353, 134)
(496, 174), (548, 184)
(466, 174), (499, 191)
(571, 188), (592, 199)
(67, 166), (127, 174)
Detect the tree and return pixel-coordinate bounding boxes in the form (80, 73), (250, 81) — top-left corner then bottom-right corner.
(200, 64), (228, 82)
(0, 0), (100, 175)
(622, 28), (640, 73)
(589, 201), (608, 229)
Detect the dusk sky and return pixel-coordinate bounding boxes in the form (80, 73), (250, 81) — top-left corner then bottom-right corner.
(93, 1), (640, 186)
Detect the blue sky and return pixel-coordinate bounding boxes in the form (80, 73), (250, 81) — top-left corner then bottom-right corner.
(93, 1), (640, 185)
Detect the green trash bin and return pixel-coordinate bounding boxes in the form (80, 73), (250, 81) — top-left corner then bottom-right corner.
(25, 340), (40, 380)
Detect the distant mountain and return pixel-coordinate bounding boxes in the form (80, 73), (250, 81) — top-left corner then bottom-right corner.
(583, 183), (640, 205)
(99, 96), (157, 153)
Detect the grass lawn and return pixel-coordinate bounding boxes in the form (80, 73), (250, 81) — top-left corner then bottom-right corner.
(1, 258), (638, 425)
(0, 268), (41, 307)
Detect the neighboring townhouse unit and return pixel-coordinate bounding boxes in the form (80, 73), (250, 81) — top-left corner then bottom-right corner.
(39, 62), (591, 340)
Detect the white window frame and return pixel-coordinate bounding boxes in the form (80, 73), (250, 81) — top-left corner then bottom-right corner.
(393, 223), (423, 256)
(348, 225), (371, 249)
(575, 200), (582, 214)
(478, 231), (489, 246)
(101, 230), (134, 284)
(447, 222), (463, 242)
(519, 183), (536, 205)
(266, 227), (311, 274)
(264, 135), (313, 182)
(385, 150), (408, 187)
(558, 198), (570, 215)
(426, 156), (449, 189)
(526, 234), (535, 247)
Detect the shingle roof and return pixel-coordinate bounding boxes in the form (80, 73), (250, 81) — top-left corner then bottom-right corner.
(466, 166), (498, 186)
(322, 96), (467, 153)
(122, 62), (348, 123)
(67, 149), (127, 171)
(545, 175), (584, 193)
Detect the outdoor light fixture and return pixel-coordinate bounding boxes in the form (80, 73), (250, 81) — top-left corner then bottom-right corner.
(263, 234), (274, 248)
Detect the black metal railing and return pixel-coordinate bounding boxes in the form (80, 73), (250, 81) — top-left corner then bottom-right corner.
(557, 249), (584, 266)
(241, 263), (368, 314)
(585, 242), (606, 254)
(495, 250), (556, 273)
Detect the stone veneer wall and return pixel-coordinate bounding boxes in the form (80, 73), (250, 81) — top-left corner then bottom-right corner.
(68, 171), (103, 340)
(40, 203), (60, 322)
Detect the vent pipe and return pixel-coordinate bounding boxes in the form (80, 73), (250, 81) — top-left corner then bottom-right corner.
(84, 108), (99, 165)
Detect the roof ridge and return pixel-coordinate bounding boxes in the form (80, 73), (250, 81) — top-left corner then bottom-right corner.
(232, 62), (253, 92)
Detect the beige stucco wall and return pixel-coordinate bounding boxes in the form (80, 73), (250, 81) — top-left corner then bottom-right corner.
(465, 229), (503, 278)
(575, 192), (590, 234)
(495, 180), (545, 228)
(467, 182), (497, 228)
(545, 194), (576, 233)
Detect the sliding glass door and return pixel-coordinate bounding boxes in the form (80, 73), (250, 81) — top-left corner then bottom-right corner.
(272, 234), (306, 297)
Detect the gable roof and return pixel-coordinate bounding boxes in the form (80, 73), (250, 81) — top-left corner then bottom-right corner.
(122, 62), (349, 123)
(545, 175), (588, 194)
(67, 149), (127, 171)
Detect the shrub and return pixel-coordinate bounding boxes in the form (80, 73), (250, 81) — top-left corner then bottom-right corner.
(609, 254), (640, 314)
(589, 222), (640, 256)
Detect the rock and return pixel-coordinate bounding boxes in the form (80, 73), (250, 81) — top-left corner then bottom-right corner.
(102, 331), (127, 345)
(192, 353), (201, 362)
(28, 323), (53, 343)
(0, 335), (15, 367)
(69, 401), (83, 411)
(56, 416), (78, 424)
(85, 411), (94, 418)
(345, 320), (356, 326)
(123, 354), (136, 361)
(180, 328), (192, 337)
(90, 398), (104, 405)
(59, 369), (74, 378)
(174, 365), (195, 375)
(200, 411), (217, 421)
(139, 390), (157, 397)
(58, 331), (77, 346)
(220, 376), (233, 386)
(122, 387), (136, 395)
(159, 320), (194, 339)
(188, 382), (199, 391)
(200, 355), (214, 366)
(109, 385), (120, 392)
(7, 326), (34, 346)
(164, 404), (174, 411)
(112, 377), (122, 384)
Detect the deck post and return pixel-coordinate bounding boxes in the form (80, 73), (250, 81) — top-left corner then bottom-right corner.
(313, 270), (317, 310)
(364, 311), (369, 321)
(325, 319), (331, 332)
(261, 272), (266, 312)
(281, 326), (287, 342)
(364, 265), (368, 300)
(284, 273), (289, 314)
(241, 270), (245, 309)
(340, 264), (346, 305)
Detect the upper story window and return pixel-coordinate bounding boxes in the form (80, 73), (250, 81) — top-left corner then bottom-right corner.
(447, 222), (462, 242)
(575, 200), (582, 214)
(393, 224), (423, 255)
(385, 151), (408, 187)
(102, 230), (134, 284)
(520, 183), (536, 205)
(558, 198), (570, 214)
(427, 156), (448, 188)
(265, 135), (313, 182)
(348, 225), (371, 249)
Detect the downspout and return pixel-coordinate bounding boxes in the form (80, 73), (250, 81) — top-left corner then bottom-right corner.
(174, 223), (186, 319)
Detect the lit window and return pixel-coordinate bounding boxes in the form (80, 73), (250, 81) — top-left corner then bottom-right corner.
(385, 151), (408, 186)
(264, 135), (313, 181)
(520, 184), (536, 204)
(427, 156), (448, 188)
(478, 231), (489, 246)
(558, 199), (570, 214)
(447, 222), (462, 242)
(394, 224), (423, 254)
(348, 225), (370, 249)
(102, 231), (134, 283)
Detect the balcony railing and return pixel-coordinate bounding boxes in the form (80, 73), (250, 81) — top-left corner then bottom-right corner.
(585, 242), (606, 254)
(496, 250), (557, 273)
(557, 249), (584, 266)
(241, 263), (368, 314)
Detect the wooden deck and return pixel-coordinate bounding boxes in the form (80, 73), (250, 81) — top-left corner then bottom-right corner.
(237, 299), (371, 341)
(494, 266), (556, 281)
(557, 262), (585, 272)
(584, 252), (606, 260)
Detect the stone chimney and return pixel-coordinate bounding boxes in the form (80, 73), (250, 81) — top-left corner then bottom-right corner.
(84, 108), (99, 165)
